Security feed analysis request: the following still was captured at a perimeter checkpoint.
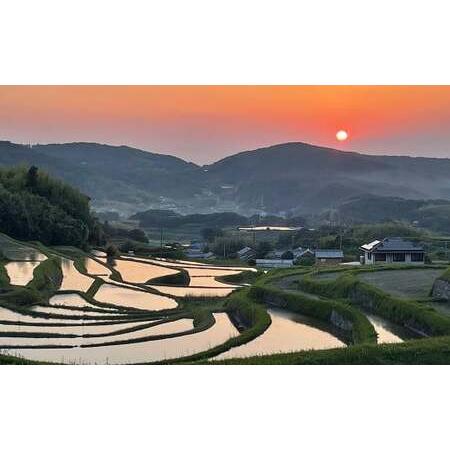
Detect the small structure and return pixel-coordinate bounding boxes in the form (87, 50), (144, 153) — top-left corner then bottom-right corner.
(255, 259), (294, 269)
(360, 237), (424, 265)
(315, 249), (344, 265)
(237, 246), (256, 261)
(293, 247), (314, 261)
(185, 242), (214, 260)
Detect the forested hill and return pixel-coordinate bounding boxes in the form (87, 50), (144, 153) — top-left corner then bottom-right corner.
(0, 166), (102, 247)
(204, 142), (450, 213)
(0, 141), (204, 214)
(1, 140), (450, 216)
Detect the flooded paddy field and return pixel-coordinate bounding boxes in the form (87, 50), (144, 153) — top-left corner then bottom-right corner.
(111, 259), (180, 283)
(0, 318), (194, 348)
(59, 258), (94, 291)
(214, 308), (346, 360)
(3, 313), (238, 364)
(94, 284), (178, 311)
(5, 261), (41, 286)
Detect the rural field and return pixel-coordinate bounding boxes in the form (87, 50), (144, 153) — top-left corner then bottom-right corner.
(1, 231), (450, 365)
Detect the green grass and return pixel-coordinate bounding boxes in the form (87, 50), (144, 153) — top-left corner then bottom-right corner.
(358, 268), (444, 300)
(439, 267), (450, 282)
(297, 272), (450, 337)
(206, 336), (450, 364)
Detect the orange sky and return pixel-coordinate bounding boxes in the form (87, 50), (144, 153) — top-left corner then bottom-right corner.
(0, 86), (449, 163)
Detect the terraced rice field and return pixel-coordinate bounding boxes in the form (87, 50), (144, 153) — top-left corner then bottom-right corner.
(5, 261), (41, 285)
(2, 313), (238, 364)
(214, 308), (346, 360)
(358, 268), (444, 300)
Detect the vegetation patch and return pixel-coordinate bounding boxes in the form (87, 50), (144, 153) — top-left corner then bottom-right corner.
(206, 336), (450, 365)
(298, 272), (450, 337)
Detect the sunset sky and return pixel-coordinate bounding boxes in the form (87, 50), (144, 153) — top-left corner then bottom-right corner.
(0, 85), (449, 164)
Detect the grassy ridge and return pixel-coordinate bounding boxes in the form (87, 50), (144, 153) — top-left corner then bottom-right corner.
(27, 256), (62, 297)
(209, 336), (450, 364)
(249, 284), (376, 345)
(298, 272), (450, 337)
(439, 267), (450, 282)
(0, 261), (10, 288)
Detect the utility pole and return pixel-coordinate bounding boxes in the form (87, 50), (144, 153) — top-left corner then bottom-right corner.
(160, 227), (163, 256)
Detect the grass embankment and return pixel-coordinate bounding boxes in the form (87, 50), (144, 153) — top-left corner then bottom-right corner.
(250, 284), (376, 345)
(154, 290), (271, 364)
(209, 336), (450, 364)
(0, 261), (10, 288)
(298, 272), (450, 337)
(439, 267), (450, 282)
(0, 256), (63, 310)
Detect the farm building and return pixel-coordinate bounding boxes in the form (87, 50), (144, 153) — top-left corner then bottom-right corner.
(360, 237), (425, 265)
(255, 259), (294, 268)
(315, 249), (344, 265)
(237, 246), (256, 261)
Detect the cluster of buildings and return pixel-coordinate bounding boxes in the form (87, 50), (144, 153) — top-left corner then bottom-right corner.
(184, 237), (426, 268)
(248, 237), (425, 268)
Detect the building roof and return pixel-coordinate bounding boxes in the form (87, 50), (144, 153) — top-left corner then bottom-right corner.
(360, 237), (423, 253)
(360, 240), (381, 251)
(237, 246), (253, 256)
(315, 250), (344, 259)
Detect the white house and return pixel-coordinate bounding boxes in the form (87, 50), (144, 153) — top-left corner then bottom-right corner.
(360, 237), (425, 265)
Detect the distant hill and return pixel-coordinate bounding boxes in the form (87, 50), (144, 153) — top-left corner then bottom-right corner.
(1, 140), (450, 216)
(204, 142), (450, 213)
(332, 195), (450, 234)
(0, 141), (204, 215)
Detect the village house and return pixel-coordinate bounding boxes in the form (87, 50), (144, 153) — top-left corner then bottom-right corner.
(360, 237), (425, 265)
(237, 246), (256, 261)
(315, 249), (344, 265)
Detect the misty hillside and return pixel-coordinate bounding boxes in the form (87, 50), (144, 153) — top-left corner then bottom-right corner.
(0, 140), (449, 216)
(205, 142), (450, 213)
(0, 141), (204, 213)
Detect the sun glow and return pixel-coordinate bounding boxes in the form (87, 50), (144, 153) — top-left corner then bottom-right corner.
(336, 130), (348, 141)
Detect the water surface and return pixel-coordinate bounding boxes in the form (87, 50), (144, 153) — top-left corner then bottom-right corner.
(214, 308), (345, 360)
(5, 261), (40, 285)
(6, 313), (238, 364)
(94, 284), (178, 311)
(59, 258), (94, 291)
(113, 259), (180, 283)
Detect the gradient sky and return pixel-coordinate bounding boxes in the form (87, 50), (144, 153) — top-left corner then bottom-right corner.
(0, 86), (449, 164)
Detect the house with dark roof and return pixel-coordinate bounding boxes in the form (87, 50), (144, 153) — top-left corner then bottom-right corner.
(237, 246), (256, 261)
(360, 237), (424, 265)
(315, 249), (344, 265)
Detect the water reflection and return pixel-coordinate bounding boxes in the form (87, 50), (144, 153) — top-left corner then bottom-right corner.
(0, 318), (193, 347)
(6, 313), (238, 364)
(214, 308), (345, 360)
(112, 259), (180, 283)
(59, 258), (94, 291)
(5, 261), (40, 285)
(94, 284), (178, 311)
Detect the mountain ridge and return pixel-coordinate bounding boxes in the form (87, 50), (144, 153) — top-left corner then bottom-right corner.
(1, 139), (449, 215)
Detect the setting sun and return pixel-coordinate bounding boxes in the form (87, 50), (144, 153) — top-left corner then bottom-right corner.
(336, 130), (348, 141)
